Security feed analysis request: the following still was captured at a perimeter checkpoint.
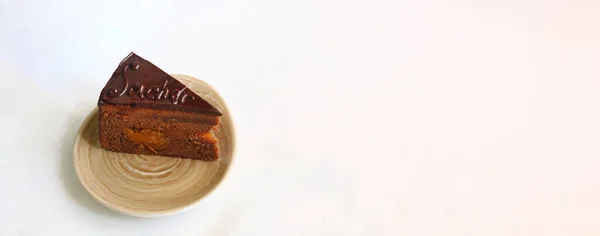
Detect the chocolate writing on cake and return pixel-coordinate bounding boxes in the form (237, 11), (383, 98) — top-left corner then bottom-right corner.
(104, 62), (195, 104)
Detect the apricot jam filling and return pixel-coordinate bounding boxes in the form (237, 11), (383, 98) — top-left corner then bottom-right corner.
(124, 128), (167, 152)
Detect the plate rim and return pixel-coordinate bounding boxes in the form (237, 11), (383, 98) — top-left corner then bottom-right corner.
(73, 74), (237, 217)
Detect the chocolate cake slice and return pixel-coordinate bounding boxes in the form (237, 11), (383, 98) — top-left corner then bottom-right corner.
(98, 52), (222, 161)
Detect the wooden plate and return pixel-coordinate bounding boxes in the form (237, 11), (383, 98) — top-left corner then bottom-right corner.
(73, 74), (236, 217)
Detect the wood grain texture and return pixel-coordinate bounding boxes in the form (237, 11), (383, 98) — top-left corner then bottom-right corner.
(73, 74), (236, 217)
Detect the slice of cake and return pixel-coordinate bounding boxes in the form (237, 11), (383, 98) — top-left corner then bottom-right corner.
(97, 52), (222, 161)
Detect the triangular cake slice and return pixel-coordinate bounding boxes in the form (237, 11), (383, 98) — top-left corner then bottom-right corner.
(97, 52), (222, 161)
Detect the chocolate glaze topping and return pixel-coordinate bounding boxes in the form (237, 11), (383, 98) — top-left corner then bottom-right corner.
(98, 52), (222, 116)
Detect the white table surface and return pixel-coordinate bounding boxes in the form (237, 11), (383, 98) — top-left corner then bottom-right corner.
(1, 0), (600, 235)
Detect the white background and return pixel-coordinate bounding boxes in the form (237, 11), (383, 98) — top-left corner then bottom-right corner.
(1, 0), (600, 235)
